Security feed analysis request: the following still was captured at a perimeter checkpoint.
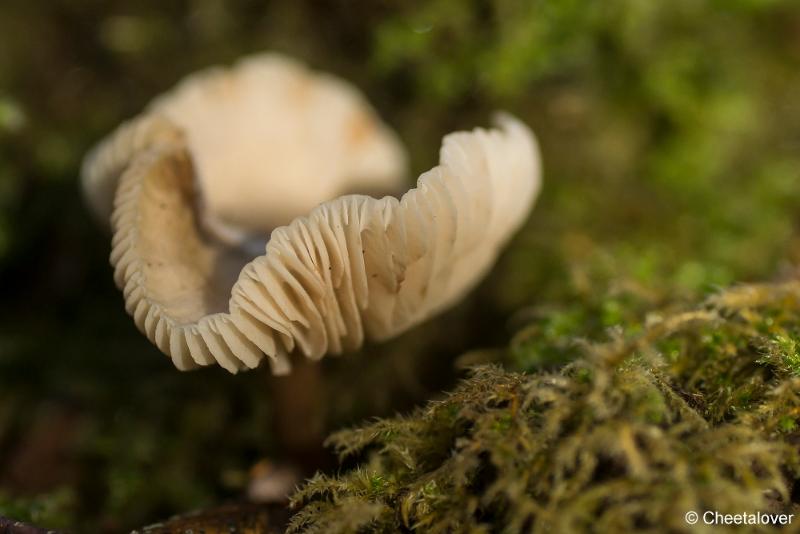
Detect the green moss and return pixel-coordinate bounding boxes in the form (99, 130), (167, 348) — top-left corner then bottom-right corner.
(290, 281), (800, 532)
(0, 488), (75, 530)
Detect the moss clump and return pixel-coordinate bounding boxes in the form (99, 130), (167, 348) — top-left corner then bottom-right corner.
(289, 281), (800, 533)
(0, 488), (74, 530)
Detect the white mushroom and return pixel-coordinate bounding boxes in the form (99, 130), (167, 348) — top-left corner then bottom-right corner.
(82, 53), (542, 375)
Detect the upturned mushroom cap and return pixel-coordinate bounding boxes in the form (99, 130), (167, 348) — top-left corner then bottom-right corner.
(82, 53), (541, 374)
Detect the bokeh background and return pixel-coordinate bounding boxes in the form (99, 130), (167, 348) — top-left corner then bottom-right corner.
(1, 1), (800, 531)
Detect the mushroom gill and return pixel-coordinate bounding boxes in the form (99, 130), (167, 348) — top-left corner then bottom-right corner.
(81, 53), (541, 375)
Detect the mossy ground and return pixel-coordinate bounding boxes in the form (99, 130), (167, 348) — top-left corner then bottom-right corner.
(1, 1), (800, 532)
(290, 283), (800, 533)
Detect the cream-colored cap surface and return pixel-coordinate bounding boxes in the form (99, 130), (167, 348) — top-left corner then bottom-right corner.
(82, 53), (541, 374)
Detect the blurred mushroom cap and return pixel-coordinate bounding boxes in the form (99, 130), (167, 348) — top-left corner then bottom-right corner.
(82, 53), (541, 374)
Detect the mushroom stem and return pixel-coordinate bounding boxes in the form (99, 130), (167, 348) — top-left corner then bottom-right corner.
(268, 357), (326, 471)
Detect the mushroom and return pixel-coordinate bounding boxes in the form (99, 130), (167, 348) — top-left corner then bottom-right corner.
(83, 53), (541, 468)
(82, 53), (542, 378)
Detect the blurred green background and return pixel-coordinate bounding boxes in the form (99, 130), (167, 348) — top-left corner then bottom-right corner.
(1, 0), (800, 531)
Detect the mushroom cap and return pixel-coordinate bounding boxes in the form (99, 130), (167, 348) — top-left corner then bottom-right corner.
(82, 53), (541, 375)
(82, 54), (407, 248)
